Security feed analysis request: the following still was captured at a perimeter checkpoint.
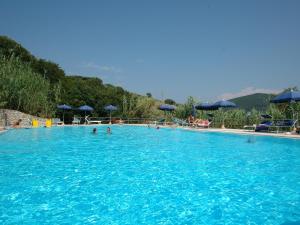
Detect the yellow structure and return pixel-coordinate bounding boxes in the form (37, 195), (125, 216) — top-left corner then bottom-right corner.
(45, 119), (52, 128)
(32, 119), (39, 128)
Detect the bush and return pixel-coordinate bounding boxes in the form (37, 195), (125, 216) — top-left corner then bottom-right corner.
(0, 57), (54, 117)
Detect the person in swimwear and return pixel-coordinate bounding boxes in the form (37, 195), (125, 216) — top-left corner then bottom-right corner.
(107, 127), (112, 134)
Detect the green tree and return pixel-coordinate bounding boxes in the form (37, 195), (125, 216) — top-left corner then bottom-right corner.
(0, 35), (65, 84)
(0, 36), (33, 63)
(132, 96), (162, 118)
(175, 96), (196, 119)
(31, 59), (65, 83)
(164, 98), (176, 105)
(0, 56), (53, 116)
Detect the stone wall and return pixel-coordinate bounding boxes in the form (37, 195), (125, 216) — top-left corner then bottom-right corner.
(0, 109), (47, 128)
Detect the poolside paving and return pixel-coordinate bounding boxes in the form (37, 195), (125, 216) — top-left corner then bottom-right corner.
(181, 127), (300, 139)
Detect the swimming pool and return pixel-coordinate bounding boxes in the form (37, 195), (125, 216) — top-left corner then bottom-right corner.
(0, 125), (299, 224)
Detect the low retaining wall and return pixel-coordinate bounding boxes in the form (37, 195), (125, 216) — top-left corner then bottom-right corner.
(0, 109), (47, 127)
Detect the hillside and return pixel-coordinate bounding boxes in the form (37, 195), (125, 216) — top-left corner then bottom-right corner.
(1, 36), (289, 118)
(0, 36), (164, 118)
(230, 93), (276, 111)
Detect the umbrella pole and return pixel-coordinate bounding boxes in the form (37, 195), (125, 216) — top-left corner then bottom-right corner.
(110, 111), (112, 124)
(221, 109), (225, 129)
(222, 118), (225, 129)
(290, 103), (296, 131)
(291, 102), (295, 120)
(63, 111), (65, 124)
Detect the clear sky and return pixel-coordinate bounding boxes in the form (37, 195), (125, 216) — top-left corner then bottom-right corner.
(1, 0), (300, 102)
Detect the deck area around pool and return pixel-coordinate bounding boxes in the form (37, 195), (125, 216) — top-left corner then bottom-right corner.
(180, 126), (300, 139)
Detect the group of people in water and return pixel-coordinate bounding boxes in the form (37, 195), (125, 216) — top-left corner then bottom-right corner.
(92, 127), (111, 134)
(93, 125), (160, 134)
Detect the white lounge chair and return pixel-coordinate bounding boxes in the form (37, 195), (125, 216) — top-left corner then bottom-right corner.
(72, 117), (80, 125)
(243, 124), (256, 131)
(85, 116), (102, 124)
(52, 118), (64, 126)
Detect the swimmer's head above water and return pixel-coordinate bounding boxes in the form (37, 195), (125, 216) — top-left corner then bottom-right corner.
(107, 127), (111, 134)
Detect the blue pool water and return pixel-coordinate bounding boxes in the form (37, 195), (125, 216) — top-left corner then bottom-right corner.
(0, 125), (300, 224)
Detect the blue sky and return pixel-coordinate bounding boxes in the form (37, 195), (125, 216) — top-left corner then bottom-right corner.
(1, 0), (300, 102)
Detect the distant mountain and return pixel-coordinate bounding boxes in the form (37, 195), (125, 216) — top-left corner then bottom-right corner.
(230, 93), (276, 111)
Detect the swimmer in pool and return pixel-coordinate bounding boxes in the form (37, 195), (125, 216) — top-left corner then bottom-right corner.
(247, 136), (255, 143)
(107, 127), (112, 134)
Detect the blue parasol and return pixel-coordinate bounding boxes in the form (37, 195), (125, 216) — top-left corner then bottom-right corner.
(261, 114), (272, 119)
(212, 100), (237, 128)
(57, 104), (72, 110)
(78, 105), (94, 123)
(104, 105), (118, 112)
(57, 104), (72, 123)
(104, 105), (118, 124)
(270, 90), (300, 103)
(159, 104), (176, 123)
(195, 102), (218, 110)
(159, 104), (176, 111)
(270, 90), (300, 119)
(78, 105), (94, 111)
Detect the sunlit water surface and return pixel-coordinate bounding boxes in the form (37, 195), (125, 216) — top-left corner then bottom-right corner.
(0, 125), (300, 224)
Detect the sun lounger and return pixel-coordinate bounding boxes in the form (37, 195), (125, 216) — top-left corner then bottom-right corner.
(86, 117), (102, 124)
(270, 119), (298, 133)
(255, 121), (272, 132)
(72, 117), (80, 125)
(155, 118), (166, 125)
(243, 124), (256, 131)
(255, 120), (297, 133)
(52, 118), (64, 126)
(172, 118), (188, 126)
(195, 120), (212, 128)
(190, 119), (211, 128)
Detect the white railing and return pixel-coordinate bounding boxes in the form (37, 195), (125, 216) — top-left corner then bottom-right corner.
(70, 117), (168, 125)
